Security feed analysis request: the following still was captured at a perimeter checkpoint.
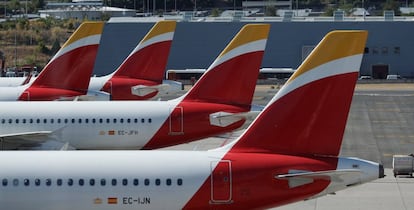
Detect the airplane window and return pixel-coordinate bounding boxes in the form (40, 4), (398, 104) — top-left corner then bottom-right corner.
(22, 119), (26, 124)
(85, 119), (89, 124)
(92, 119), (96, 124)
(57, 179), (62, 186)
(99, 119), (103, 123)
(68, 179), (73, 186)
(13, 179), (18, 186)
(141, 119), (145, 123)
(148, 119), (152, 123)
(100, 179), (106, 186)
(24, 179), (30, 186)
(177, 179), (183, 186)
(133, 179), (139, 186)
(127, 119), (131, 123)
(89, 179), (95, 186)
(8, 119), (12, 123)
(1, 119), (4, 124)
(144, 179), (150, 186)
(29, 119), (33, 123)
(134, 118), (138, 123)
(111, 179), (117, 186)
(113, 119), (117, 123)
(79, 179), (84, 186)
(15, 119), (19, 124)
(46, 179), (52, 186)
(57, 119), (61, 123)
(106, 119), (110, 123)
(122, 179), (128, 186)
(120, 119), (124, 123)
(50, 119), (54, 124)
(2, 179), (7, 186)
(64, 119), (68, 123)
(166, 179), (172, 186)
(78, 119), (82, 124)
(43, 119), (47, 124)
(71, 119), (75, 123)
(35, 179), (41, 186)
(155, 179), (161, 186)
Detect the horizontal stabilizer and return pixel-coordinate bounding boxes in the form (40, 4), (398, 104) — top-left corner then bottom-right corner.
(276, 169), (362, 188)
(131, 84), (170, 97)
(210, 111), (260, 127)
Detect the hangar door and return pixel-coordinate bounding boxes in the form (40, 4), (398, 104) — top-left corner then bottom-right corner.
(372, 64), (389, 79)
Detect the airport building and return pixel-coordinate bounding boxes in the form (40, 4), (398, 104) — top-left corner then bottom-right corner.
(93, 14), (414, 79)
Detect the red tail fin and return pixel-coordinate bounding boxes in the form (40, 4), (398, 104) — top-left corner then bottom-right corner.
(111, 20), (176, 82)
(28, 22), (104, 92)
(182, 24), (270, 107)
(228, 31), (368, 156)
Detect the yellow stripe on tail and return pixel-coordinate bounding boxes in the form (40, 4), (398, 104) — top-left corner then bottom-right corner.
(287, 30), (368, 83)
(61, 21), (105, 48)
(141, 20), (177, 43)
(218, 24), (270, 58)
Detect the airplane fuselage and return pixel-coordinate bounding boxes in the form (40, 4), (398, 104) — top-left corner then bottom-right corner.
(0, 150), (380, 210)
(0, 100), (246, 149)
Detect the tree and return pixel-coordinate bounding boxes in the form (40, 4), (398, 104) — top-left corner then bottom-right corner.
(382, 0), (401, 16)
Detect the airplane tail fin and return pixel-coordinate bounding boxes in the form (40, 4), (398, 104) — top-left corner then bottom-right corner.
(111, 20), (176, 82)
(181, 24), (270, 108)
(29, 21), (104, 92)
(227, 31), (368, 157)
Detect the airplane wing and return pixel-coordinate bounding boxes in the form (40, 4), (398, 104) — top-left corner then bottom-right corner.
(0, 131), (53, 149)
(276, 169), (362, 188)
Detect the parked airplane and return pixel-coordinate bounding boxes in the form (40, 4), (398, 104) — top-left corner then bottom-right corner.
(0, 76), (34, 87)
(0, 23), (269, 150)
(0, 21), (107, 101)
(0, 30), (384, 210)
(88, 20), (182, 100)
(0, 21), (181, 99)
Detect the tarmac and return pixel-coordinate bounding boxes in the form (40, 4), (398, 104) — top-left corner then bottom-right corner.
(161, 83), (414, 210)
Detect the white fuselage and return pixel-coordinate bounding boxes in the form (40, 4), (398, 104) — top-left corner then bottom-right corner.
(0, 150), (226, 210)
(0, 100), (181, 149)
(0, 77), (30, 87)
(0, 150), (381, 210)
(0, 85), (28, 101)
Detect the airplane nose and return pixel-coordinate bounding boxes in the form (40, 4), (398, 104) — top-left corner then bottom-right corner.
(379, 164), (385, 178)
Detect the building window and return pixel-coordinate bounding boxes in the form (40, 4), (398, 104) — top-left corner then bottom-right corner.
(394, 46), (400, 54)
(382, 47), (388, 55)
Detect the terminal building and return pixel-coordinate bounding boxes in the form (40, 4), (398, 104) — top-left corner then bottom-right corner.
(93, 13), (414, 79)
